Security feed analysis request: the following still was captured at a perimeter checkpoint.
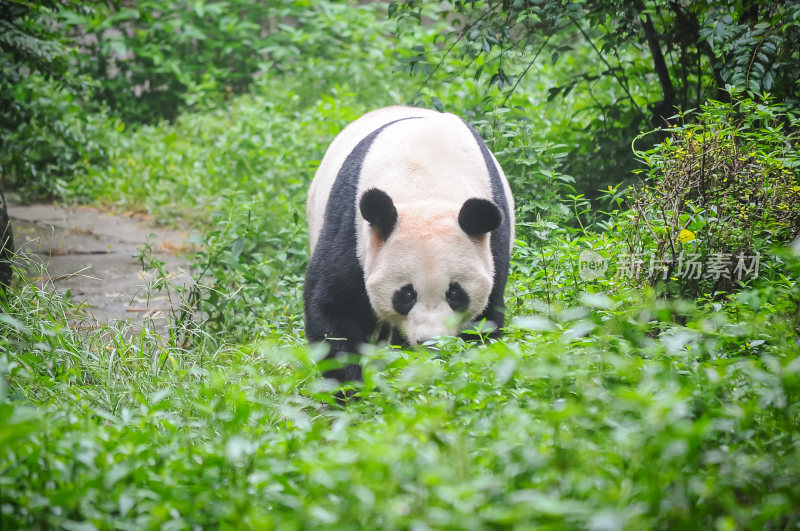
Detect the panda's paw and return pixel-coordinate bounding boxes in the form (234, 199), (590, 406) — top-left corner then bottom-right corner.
(332, 387), (361, 407)
(322, 363), (363, 384)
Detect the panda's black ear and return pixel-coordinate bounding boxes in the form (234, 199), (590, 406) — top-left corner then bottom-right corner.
(458, 198), (502, 237)
(359, 188), (397, 241)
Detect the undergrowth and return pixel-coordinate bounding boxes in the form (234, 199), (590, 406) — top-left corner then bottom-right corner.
(2, 2), (800, 528)
(2, 244), (799, 528)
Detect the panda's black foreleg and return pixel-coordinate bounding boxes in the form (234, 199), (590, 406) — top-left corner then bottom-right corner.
(322, 361), (363, 383)
(304, 312), (363, 403)
(305, 316), (365, 383)
(469, 288), (507, 340)
(304, 228), (378, 384)
(304, 286), (376, 383)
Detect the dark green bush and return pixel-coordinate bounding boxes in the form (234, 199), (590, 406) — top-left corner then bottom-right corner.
(0, 0), (98, 193)
(0, 75), (113, 195)
(390, 0), (800, 198)
(59, 1), (404, 124)
(2, 1), (418, 192)
(59, 0), (278, 122)
(626, 94), (800, 296)
(500, 95), (799, 315)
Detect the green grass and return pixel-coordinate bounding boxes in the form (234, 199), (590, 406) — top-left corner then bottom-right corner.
(3, 272), (800, 528)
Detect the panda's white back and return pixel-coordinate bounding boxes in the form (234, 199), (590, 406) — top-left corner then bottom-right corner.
(307, 106), (442, 251)
(307, 106), (513, 259)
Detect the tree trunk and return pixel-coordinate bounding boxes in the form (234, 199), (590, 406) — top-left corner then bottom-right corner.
(632, 0), (676, 123)
(0, 189), (13, 290)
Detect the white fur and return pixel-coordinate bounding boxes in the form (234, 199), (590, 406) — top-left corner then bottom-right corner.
(308, 106), (442, 251)
(363, 202), (495, 343)
(308, 106), (515, 343)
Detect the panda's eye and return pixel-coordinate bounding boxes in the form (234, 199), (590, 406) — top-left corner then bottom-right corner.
(446, 282), (470, 312)
(392, 284), (417, 315)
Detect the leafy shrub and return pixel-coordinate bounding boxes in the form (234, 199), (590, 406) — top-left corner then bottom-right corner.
(58, 1), (413, 124)
(4, 1), (433, 191)
(58, 0), (277, 122)
(626, 94), (800, 295)
(503, 96), (800, 312)
(2, 247), (800, 527)
(700, 2), (800, 101)
(0, 75), (113, 195)
(390, 0), (800, 200)
(186, 192), (308, 344)
(0, 0), (100, 192)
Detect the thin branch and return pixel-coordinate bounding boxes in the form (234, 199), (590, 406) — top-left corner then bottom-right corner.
(745, 19), (779, 93)
(567, 13), (646, 120)
(413, 2), (502, 99)
(500, 33), (551, 107)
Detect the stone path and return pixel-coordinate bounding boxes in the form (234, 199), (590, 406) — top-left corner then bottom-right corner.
(8, 203), (195, 334)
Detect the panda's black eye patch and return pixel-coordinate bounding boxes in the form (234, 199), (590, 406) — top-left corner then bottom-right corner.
(446, 282), (470, 312)
(392, 284), (417, 315)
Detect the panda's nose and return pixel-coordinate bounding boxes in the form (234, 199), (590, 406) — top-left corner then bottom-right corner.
(405, 304), (453, 345)
(404, 331), (427, 346)
(410, 330), (445, 346)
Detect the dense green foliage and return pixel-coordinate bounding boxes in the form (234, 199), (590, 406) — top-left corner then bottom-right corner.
(59, 0), (392, 123)
(0, 0), (102, 194)
(2, 0), (800, 528)
(3, 264), (800, 528)
(628, 95), (800, 295)
(392, 0), (800, 192)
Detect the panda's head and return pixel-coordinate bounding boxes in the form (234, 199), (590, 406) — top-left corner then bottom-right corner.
(359, 188), (501, 345)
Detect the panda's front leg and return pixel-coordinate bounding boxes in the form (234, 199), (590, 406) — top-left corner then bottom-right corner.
(307, 308), (376, 383)
(304, 274), (377, 383)
(469, 284), (507, 340)
(317, 341), (363, 383)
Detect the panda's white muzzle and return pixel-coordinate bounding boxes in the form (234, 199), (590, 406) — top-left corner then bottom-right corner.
(403, 302), (461, 346)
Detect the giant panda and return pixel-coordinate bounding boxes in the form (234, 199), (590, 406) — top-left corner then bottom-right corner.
(305, 106), (515, 382)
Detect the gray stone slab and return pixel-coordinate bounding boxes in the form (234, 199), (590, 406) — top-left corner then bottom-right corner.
(7, 204), (196, 335)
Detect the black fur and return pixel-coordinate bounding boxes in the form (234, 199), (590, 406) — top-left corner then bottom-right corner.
(304, 118), (421, 382)
(392, 284), (417, 315)
(458, 198), (502, 237)
(0, 189), (13, 291)
(446, 282), (469, 312)
(359, 188), (397, 241)
(465, 123), (512, 335)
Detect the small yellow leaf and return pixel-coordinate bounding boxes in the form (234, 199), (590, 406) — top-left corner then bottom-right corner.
(678, 229), (696, 243)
